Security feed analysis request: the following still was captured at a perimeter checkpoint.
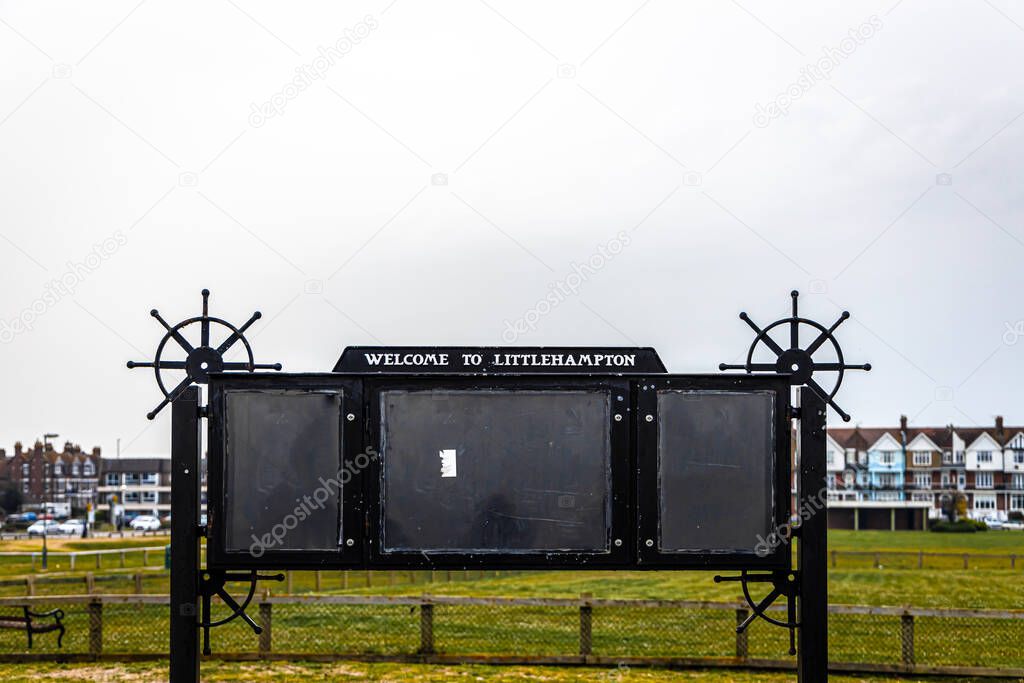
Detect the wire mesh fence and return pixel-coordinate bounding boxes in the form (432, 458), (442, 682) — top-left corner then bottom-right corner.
(0, 594), (1022, 676)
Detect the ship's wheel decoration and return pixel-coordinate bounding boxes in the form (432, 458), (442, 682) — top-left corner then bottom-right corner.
(199, 569), (283, 656)
(719, 290), (870, 422)
(127, 289), (282, 419)
(715, 570), (799, 655)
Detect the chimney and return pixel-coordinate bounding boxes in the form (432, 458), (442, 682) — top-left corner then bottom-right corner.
(996, 416), (1004, 437)
(900, 415), (908, 433)
(14, 442), (22, 457)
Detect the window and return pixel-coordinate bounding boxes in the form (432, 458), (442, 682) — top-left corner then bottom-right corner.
(912, 451), (931, 466)
(1011, 495), (1024, 510)
(83, 461), (94, 476)
(955, 451), (965, 464)
(141, 491), (158, 503)
(976, 472), (994, 489)
(1013, 474), (1024, 490)
(124, 473), (141, 486)
(943, 450), (952, 464)
(1014, 451), (1024, 465)
(123, 491), (140, 503)
(105, 473), (120, 487)
(71, 463), (80, 476)
(844, 471), (854, 487)
(53, 463), (62, 476)
(880, 451), (897, 465)
(974, 495), (996, 510)
(915, 473), (931, 489)
(141, 472), (159, 486)
(21, 482), (29, 494)
(21, 463), (28, 477)
(977, 451), (993, 464)
(877, 473), (897, 488)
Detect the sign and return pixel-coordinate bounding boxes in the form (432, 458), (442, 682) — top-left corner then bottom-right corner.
(206, 351), (790, 571)
(334, 346), (667, 374)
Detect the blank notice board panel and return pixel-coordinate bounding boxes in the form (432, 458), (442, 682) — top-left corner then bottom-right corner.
(656, 390), (776, 554)
(223, 390), (343, 554)
(378, 388), (613, 554)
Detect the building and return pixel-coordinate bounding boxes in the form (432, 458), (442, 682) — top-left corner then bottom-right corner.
(0, 441), (101, 510)
(97, 456), (172, 516)
(827, 415), (1024, 525)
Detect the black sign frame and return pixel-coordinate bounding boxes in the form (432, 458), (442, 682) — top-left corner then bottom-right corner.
(207, 374), (365, 569)
(205, 371), (790, 571)
(364, 375), (633, 569)
(635, 374), (791, 570)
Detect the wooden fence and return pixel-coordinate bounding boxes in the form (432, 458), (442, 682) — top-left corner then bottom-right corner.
(829, 549), (1024, 569)
(0, 593), (1020, 678)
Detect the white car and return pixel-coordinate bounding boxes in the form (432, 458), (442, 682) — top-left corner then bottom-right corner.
(129, 515), (161, 531)
(26, 520), (62, 536)
(57, 519), (85, 535)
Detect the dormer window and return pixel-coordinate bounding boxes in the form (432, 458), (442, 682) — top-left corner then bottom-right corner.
(977, 451), (993, 464)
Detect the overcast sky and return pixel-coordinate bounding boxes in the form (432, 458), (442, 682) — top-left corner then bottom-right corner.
(1, 0), (1023, 456)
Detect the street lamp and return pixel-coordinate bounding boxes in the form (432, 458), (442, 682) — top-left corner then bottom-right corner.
(38, 434), (58, 571)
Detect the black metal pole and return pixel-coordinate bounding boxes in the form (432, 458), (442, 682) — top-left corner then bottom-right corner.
(797, 387), (828, 682)
(170, 386), (200, 683)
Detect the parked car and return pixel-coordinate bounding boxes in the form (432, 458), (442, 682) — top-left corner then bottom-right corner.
(7, 512), (37, 524)
(982, 517), (1004, 530)
(1002, 520), (1024, 531)
(57, 518), (85, 536)
(129, 515), (161, 531)
(26, 520), (62, 536)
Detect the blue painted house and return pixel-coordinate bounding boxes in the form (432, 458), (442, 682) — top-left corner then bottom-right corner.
(865, 431), (905, 501)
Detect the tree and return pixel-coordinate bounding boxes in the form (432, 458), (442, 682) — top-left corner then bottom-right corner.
(0, 480), (22, 515)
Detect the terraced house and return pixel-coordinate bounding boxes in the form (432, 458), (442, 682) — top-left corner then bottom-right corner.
(826, 415), (1024, 528)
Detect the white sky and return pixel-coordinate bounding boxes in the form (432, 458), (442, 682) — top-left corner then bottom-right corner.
(1, 0), (1023, 456)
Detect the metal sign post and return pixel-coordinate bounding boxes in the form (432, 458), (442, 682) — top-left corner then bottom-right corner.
(798, 387), (828, 681)
(170, 386), (200, 683)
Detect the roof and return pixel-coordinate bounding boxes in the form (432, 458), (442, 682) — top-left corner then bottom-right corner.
(828, 422), (1024, 449)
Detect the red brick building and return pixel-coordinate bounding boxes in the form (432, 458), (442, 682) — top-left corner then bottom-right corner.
(0, 441), (101, 510)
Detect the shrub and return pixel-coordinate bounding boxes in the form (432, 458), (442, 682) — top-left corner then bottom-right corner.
(930, 518), (988, 533)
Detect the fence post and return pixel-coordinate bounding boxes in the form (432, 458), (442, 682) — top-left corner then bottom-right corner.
(86, 572), (95, 594)
(1012, 554), (1017, 570)
(120, 550), (126, 568)
(31, 553), (36, 571)
(341, 571), (347, 590)
(918, 551), (924, 569)
(88, 599), (103, 656)
(963, 553), (969, 570)
(143, 549), (149, 566)
(70, 554), (76, 571)
(900, 613), (914, 667)
(735, 608), (749, 658)
(258, 601), (272, 655)
(286, 571), (293, 594)
(419, 597), (435, 654)
(874, 553), (881, 569)
(96, 553), (101, 570)
(25, 576), (34, 597)
(831, 550), (837, 568)
(579, 592), (593, 657)
(315, 571), (322, 592)
(134, 572), (143, 594)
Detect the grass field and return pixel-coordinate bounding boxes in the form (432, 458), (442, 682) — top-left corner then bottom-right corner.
(0, 530), (1020, 680)
(0, 661), (994, 682)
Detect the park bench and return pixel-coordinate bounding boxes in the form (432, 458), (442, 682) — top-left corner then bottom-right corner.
(0, 606), (65, 648)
